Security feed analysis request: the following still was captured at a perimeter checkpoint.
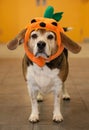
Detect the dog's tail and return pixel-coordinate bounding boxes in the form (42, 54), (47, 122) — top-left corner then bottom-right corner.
(63, 27), (73, 32)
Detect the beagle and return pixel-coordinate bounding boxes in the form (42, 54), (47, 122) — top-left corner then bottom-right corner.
(7, 18), (81, 123)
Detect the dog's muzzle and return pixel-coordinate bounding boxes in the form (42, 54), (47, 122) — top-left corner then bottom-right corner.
(35, 41), (49, 58)
(37, 41), (46, 52)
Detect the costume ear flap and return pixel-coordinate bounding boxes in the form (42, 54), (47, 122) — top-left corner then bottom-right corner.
(60, 32), (81, 53)
(7, 28), (27, 50)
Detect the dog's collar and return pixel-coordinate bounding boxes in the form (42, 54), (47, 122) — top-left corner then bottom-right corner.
(24, 17), (64, 67)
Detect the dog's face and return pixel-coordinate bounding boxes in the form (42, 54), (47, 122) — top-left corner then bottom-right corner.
(28, 29), (57, 59)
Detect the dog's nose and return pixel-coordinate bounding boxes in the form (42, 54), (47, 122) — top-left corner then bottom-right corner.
(37, 41), (46, 50)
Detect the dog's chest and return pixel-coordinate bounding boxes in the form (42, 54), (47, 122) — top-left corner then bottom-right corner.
(27, 64), (59, 93)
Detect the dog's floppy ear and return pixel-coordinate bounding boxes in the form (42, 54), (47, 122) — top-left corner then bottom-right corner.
(60, 32), (81, 53)
(7, 28), (27, 50)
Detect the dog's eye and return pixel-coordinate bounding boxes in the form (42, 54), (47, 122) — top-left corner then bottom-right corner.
(31, 34), (38, 39)
(47, 34), (54, 40)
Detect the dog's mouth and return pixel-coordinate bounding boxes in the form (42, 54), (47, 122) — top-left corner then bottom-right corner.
(35, 51), (50, 59)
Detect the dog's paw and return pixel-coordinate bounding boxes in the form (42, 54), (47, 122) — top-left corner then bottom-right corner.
(37, 93), (43, 102)
(62, 93), (70, 101)
(29, 114), (39, 123)
(53, 113), (63, 123)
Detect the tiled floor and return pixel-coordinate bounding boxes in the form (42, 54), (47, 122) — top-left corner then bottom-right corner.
(0, 57), (89, 130)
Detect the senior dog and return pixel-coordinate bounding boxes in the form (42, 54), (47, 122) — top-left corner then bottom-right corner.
(7, 17), (81, 123)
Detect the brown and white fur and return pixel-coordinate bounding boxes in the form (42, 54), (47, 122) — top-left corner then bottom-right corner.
(7, 28), (81, 123)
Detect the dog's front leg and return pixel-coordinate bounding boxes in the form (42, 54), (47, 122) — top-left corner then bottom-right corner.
(53, 77), (63, 122)
(27, 82), (39, 123)
(29, 89), (39, 123)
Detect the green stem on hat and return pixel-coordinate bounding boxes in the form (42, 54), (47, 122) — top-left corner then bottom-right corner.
(44, 6), (64, 22)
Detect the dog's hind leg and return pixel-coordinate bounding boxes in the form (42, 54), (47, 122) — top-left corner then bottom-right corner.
(37, 92), (43, 102)
(62, 83), (70, 100)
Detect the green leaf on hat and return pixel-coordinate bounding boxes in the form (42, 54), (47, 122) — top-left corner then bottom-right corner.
(44, 6), (54, 18)
(44, 6), (63, 22)
(52, 12), (64, 22)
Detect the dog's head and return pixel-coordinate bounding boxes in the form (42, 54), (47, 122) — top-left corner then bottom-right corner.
(7, 17), (81, 67)
(28, 29), (57, 59)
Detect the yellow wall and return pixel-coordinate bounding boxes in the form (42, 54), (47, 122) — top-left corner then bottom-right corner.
(82, 0), (89, 40)
(0, 0), (89, 43)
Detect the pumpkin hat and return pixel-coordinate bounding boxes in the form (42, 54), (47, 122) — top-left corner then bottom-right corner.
(24, 6), (64, 67)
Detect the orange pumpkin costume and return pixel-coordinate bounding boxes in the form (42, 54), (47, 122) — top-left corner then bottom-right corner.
(24, 7), (64, 67)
